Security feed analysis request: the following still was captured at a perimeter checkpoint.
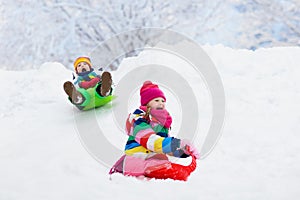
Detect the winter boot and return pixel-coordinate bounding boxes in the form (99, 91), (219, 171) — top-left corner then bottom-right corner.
(100, 71), (112, 96)
(63, 81), (84, 104)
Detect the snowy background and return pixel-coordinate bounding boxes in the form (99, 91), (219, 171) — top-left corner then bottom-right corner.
(0, 0), (300, 69)
(1, 0), (300, 200)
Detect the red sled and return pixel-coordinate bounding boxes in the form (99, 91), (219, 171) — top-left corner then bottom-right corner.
(109, 154), (197, 181)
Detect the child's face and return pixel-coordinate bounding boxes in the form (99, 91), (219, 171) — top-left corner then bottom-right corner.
(76, 62), (91, 73)
(148, 97), (165, 110)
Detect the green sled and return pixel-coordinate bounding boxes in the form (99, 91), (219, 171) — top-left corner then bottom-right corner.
(70, 83), (115, 111)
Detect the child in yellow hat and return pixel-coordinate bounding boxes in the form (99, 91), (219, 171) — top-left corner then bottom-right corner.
(63, 56), (114, 110)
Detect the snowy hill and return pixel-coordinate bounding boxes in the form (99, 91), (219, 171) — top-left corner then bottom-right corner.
(1, 45), (300, 199)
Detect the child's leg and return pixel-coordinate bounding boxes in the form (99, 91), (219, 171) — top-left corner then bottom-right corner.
(63, 81), (84, 104)
(123, 155), (170, 177)
(123, 156), (147, 176)
(96, 71), (112, 96)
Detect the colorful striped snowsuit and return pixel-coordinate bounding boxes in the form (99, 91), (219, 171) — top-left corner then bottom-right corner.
(125, 108), (183, 157)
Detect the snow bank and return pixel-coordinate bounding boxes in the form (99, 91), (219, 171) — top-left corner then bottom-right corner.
(0, 46), (300, 200)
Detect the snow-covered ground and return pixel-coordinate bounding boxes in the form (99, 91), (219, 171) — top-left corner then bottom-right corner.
(1, 45), (300, 199)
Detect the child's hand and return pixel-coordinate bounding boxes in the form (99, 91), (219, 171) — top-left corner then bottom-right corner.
(180, 139), (200, 159)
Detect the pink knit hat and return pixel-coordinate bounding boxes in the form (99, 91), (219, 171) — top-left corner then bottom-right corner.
(140, 81), (166, 106)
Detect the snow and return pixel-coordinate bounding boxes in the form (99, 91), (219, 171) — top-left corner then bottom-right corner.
(1, 1), (300, 70)
(1, 45), (300, 199)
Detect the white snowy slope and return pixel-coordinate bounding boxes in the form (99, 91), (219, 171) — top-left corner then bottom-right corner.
(0, 45), (300, 200)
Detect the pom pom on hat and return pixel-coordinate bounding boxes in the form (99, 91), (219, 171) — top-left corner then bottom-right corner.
(74, 57), (92, 71)
(140, 81), (166, 106)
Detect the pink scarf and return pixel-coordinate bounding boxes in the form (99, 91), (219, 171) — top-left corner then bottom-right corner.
(139, 106), (172, 129)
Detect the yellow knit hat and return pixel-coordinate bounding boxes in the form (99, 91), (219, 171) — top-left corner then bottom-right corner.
(74, 57), (92, 71)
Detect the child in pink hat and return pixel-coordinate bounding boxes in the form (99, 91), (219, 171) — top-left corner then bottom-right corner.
(110, 81), (200, 181)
